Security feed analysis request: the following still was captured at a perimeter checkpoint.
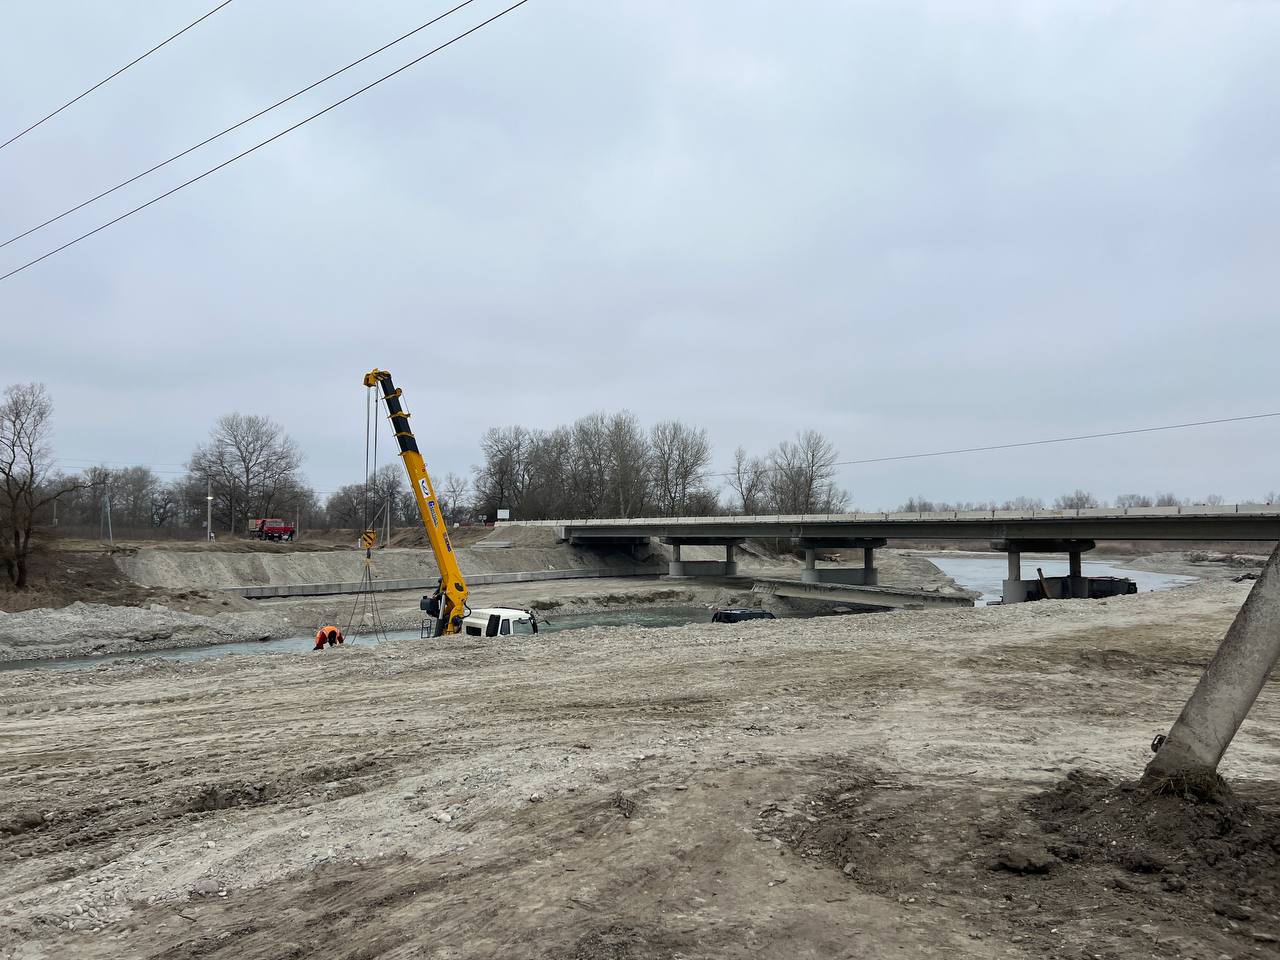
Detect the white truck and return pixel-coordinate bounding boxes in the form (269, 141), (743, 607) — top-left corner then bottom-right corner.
(419, 598), (539, 638)
(459, 607), (539, 637)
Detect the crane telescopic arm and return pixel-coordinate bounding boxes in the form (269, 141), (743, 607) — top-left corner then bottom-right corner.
(363, 368), (468, 636)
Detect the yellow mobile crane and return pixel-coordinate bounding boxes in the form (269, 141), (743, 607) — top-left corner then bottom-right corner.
(363, 368), (469, 636)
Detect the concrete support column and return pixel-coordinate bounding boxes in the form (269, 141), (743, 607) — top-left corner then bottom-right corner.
(861, 546), (879, 585)
(805, 548), (816, 571)
(1007, 549), (1021, 581)
(1069, 550), (1082, 578)
(668, 542), (685, 578)
(724, 542), (739, 577)
(1147, 543), (1280, 780)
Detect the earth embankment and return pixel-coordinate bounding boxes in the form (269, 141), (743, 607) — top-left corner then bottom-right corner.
(117, 526), (654, 591)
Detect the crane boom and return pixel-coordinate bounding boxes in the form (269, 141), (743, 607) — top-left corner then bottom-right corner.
(363, 368), (468, 635)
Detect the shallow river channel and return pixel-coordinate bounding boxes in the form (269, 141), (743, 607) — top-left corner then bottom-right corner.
(5, 558), (1200, 672)
(0, 607), (712, 673)
(925, 553), (1197, 605)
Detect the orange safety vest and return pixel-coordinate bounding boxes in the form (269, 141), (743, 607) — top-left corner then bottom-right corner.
(315, 625), (343, 649)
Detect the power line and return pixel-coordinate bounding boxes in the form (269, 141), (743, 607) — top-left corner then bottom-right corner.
(708, 411), (1280, 481)
(0, 0), (530, 283)
(0, 0), (480, 251)
(1, 1), (236, 152)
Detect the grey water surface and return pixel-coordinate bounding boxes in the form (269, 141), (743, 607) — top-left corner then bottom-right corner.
(925, 554), (1197, 605)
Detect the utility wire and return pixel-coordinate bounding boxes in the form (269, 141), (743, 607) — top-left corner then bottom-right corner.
(1, 1), (236, 152)
(0, 0), (530, 283)
(708, 411), (1280, 480)
(0, 0), (479, 251)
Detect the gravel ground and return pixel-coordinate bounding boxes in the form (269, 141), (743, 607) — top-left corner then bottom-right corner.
(0, 579), (1275, 959)
(0, 603), (292, 662)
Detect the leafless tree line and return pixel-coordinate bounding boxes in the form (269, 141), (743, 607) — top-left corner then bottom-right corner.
(468, 412), (718, 521)
(45, 413), (319, 539)
(896, 489), (1266, 513)
(322, 465), (471, 530)
(468, 415), (850, 521)
(726, 431), (849, 516)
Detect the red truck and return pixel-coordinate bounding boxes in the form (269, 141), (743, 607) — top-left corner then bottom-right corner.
(247, 518), (295, 542)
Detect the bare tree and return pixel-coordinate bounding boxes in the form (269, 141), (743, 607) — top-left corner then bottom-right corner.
(521, 428), (573, 519)
(187, 413), (304, 533)
(650, 420), (712, 516)
(768, 430), (848, 514)
(472, 426), (530, 520)
(726, 446), (769, 515)
(1115, 493), (1153, 508)
(325, 484), (365, 528)
(568, 413), (610, 518)
(605, 411), (652, 518)
(1000, 496), (1045, 511)
(0, 384), (82, 588)
(365, 464), (405, 528)
(1054, 489), (1100, 510)
(439, 471), (471, 524)
(899, 495), (936, 513)
(1154, 492), (1182, 507)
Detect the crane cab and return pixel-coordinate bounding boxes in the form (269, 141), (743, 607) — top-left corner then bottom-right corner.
(461, 607), (539, 638)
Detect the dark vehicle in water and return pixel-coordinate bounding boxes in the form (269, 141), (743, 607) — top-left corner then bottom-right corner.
(711, 608), (776, 624)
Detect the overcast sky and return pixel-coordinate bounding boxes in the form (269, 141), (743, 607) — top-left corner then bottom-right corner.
(2, 0), (1277, 510)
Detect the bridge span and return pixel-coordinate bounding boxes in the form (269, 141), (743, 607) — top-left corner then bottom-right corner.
(504, 505), (1280, 604)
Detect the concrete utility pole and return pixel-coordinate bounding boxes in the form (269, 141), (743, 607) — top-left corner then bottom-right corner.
(1146, 542), (1280, 780)
(206, 479), (213, 542)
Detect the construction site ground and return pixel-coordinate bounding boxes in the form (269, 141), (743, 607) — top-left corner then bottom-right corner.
(0, 530), (965, 660)
(1, 578), (1278, 959)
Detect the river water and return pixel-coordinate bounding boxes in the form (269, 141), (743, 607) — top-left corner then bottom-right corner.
(925, 554), (1197, 605)
(0, 606), (712, 673)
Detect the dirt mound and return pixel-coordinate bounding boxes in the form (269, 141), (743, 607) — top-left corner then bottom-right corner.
(778, 768), (1280, 956)
(1029, 769), (1280, 905)
(1, 546), (161, 613)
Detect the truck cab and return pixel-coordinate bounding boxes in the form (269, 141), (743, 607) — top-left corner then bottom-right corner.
(460, 607), (539, 638)
(247, 518), (295, 541)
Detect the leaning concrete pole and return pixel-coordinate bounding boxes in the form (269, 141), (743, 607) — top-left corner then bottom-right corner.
(1146, 542), (1280, 779)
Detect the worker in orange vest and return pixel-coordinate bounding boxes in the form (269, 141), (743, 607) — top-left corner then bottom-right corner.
(313, 625), (344, 650)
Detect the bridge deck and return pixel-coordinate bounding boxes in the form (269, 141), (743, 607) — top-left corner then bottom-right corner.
(504, 505), (1280, 543)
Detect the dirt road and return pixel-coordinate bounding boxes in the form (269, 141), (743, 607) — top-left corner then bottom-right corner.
(1, 581), (1277, 959)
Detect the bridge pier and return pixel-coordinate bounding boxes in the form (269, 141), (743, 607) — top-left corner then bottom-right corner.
(991, 539), (1125, 603)
(799, 538), (885, 586)
(662, 538), (745, 579)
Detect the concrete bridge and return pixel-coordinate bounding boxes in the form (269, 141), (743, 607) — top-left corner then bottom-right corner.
(504, 504), (1280, 604)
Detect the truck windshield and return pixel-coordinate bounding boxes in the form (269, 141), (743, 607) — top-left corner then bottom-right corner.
(512, 620), (536, 635)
